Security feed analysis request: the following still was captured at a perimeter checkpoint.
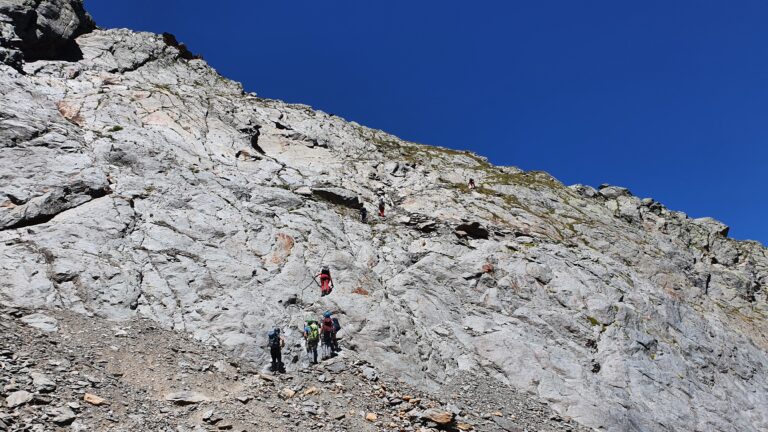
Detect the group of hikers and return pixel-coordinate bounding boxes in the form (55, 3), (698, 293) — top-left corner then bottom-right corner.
(267, 179), (479, 372)
(359, 195), (388, 224)
(268, 310), (342, 373)
(267, 266), (340, 373)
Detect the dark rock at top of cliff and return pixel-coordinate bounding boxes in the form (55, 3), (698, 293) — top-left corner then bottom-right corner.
(0, 0), (95, 67)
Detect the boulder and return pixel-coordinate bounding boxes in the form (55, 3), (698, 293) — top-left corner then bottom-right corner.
(569, 184), (598, 198)
(420, 408), (455, 425)
(597, 185), (631, 199)
(526, 262), (553, 284)
(6, 390), (33, 408)
(30, 372), (56, 392)
(50, 406), (76, 425)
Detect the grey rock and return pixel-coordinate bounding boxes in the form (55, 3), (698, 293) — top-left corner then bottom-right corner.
(569, 184), (598, 198)
(446, 403), (462, 415)
(202, 409), (223, 424)
(325, 362), (346, 374)
(30, 371), (56, 392)
(493, 415), (523, 432)
(164, 391), (210, 404)
(417, 220), (437, 232)
(6, 390), (33, 408)
(20, 313), (58, 332)
(50, 406), (76, 425)
(597, 185), (630, 199)
(361, 367), (378, 382)
(526, 262), (553, 284)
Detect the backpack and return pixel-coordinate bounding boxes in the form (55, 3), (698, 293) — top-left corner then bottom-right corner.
(322, 317), (334, 334)
(332, 318), (341, 332)
(307, 323), (320, 342)
(268, 331), (281, 349)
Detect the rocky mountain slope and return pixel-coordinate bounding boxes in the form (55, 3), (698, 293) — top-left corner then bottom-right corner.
(1, 1), (767, 431)
(2, 305), (587, 432)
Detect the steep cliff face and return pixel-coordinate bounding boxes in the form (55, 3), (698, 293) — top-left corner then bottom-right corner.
(1, 2), (767, 431)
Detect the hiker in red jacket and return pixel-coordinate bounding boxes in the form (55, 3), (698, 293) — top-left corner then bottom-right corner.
(320, 311), (336, 359)
(315, 266), (334, 296)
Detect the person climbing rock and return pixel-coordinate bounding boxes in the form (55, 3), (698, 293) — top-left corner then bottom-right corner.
(468, 178), (476, 190)
(321, 311), (336, 359)
(378, 196), (386, 217)
(268, 327), (285, 373)
(303, 319), (320, 364)
(360, 206), (368, 223)
(315, 266), (334, 296)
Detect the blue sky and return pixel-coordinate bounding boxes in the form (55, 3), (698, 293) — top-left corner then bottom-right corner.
(86, 1), (767, 244)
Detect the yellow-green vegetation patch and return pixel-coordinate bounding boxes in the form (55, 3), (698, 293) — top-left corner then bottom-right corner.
(363, 128), (492, 168)
(154, 83), (173, 93)
(485, 170), (564, 191)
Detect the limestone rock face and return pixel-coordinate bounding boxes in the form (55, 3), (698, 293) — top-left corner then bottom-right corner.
(1, 3), (767, 432)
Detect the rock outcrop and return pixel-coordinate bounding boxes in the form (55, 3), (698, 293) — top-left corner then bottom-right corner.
(0, 0), (95, 69)
(1, 2), (767, 431)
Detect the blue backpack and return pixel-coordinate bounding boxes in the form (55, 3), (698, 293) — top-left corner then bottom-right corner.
(268, 330), (281, 348)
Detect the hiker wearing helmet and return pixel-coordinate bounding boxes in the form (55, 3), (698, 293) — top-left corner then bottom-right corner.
(315, 266), (334, 296)
(267, 327), (285, 373)
(321, 311), (336, 359)
(303, 319), (320, 364)
(360, 206), (368, 223)
(323, 311), (342, 352)
(468, 178), (476, 190)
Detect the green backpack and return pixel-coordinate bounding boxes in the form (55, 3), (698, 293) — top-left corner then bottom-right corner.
(307, 323), (320, 342)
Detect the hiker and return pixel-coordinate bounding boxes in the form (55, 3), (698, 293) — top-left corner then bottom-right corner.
(268, 327), (285, 373)
(331, 314), (342, 352)
(303, 319), (320, 364)
(320, 311), (336, 359)
(378, 196), (385, 217)
(360, 206), (368, 223)
(468, 178), (476, 190)
(315, 266), (334, 296)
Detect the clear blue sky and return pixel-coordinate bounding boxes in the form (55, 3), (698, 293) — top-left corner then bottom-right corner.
(86, 1), (767, 245)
